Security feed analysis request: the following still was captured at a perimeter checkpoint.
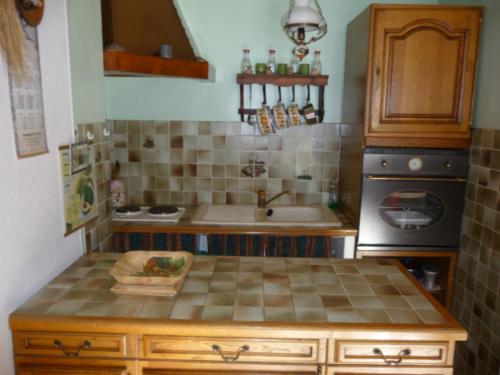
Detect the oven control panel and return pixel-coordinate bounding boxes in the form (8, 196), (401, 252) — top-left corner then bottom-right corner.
(363, 148), (468, 177)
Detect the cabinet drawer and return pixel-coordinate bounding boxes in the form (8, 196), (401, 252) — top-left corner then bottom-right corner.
(14, 332), (129, 358)
(330, 340), (449, 366)
(326, 366), (452, 375)
(17, 364), (129, 375)
(142, 336), (327, 364)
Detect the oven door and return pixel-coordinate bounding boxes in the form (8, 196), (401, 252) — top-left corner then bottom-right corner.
(357, 176), (465, 248)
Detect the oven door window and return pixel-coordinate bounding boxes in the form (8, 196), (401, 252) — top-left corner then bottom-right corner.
(379, 190), (445, 230)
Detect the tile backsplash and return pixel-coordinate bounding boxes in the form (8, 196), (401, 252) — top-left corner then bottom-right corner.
(453, 128), (500, 375)
(76, 122), (113, 252)
(110, 121), (340, 206)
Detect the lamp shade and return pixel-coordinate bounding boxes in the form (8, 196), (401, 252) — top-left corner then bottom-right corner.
(281, 0), (325, 32)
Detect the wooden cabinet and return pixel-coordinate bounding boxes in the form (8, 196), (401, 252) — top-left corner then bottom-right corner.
(342, 5), (482, 148)
(356, 250), (457, 309)
(10, 324), (466, 375)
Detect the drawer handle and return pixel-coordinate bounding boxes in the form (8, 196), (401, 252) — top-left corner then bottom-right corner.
(373, 348), (411, 366)
(53, 339), (91, 357)
(211, 344), (249, 362)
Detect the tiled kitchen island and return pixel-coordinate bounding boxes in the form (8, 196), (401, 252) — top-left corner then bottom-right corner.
(10, 253), (466, 374)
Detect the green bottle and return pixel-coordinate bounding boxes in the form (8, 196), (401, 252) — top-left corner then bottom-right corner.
(328, 177), (339, 209)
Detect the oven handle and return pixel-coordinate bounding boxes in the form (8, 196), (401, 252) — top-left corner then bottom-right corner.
(365, 176), (466, 182)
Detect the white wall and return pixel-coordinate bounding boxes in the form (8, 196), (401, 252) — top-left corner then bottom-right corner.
(0, 1), (84, 374)
(439, 0), (500, 129)
(67, 0), (106, 124)
(105, 0), (438, 122)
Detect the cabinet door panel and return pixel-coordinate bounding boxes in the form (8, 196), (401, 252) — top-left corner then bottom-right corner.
(367, 7), (481, 140)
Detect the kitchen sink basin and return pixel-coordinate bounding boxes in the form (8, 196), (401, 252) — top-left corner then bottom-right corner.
(191, 204), (342, 227)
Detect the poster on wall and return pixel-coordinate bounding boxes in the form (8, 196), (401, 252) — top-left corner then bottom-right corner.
(59, 144), (98, 236)
(8, 20), (48, 158)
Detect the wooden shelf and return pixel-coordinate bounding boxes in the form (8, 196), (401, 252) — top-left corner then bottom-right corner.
(237, 74), (329, 123)
(103, 51), (210, 79)
(236, 73), (328, 86)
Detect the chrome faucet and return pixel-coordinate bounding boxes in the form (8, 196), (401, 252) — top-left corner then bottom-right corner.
(257, 190), (291, 208)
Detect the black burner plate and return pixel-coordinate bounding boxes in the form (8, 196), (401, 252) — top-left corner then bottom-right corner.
(116, 205), (141, 214)
(148, 205), (179, 215)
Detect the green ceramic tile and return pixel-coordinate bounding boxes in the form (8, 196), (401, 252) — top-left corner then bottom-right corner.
(378, 295), (412, 309)
(404, 295), (435, 310)
(76, 302), (113, 317)
(233, 306), (264, 321)
(326, 308), (360, 323)
(106, 303), (143, 317)
(294, 308), (327, 322)
(416, 309), (447, 324)
(292, 293), (324, 308)
(139, 302), (174, 318)
(237, 282), (263, 294)
(170, 304), (204, 320)
(176, 292), (208, 306)
(339, 274), (366, 284)
(45, 300), (86, 315)
(238, 272), (263, 283)
(320, 295), (352, 308)
(264, 281), (291, 295)
(236, 293), (263, 307)
(316, 283), (345, 295)
(387, 309), (422, 324)
(349, 296), (383, 309)
(357, 308), (392, 323)
(202, 306), (234, 320)
(206, 293), (236, 306)
(264, 307), (295, 322)
(209, 281), (237, 292)
(263, 294), (292, 308)
(343, 283), (374, 295)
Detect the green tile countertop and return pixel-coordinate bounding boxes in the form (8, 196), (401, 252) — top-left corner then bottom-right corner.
(13, 253), (452, 326)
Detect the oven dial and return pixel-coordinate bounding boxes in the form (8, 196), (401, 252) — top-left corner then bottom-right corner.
(408, 157), (423, 171)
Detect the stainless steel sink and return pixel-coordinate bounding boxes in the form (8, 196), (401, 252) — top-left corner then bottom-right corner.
(191, 204), (342, 227)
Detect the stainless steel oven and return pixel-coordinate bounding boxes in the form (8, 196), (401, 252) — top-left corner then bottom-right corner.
(357, 148), (468, 250)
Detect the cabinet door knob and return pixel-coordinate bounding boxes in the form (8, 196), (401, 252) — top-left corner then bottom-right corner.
(212, 344), (249, 362)
(444, 161), (452, 169)
(373, 347), (411, 366)
(53, 339), (91, 357)
(381, 160), (388, 168)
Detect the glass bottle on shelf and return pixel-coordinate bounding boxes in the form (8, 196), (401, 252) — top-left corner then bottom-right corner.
(328, 176), (339, 209)
(289, 53), (300, 74)
(241, 49), (252, 74)
(311, 50), (322, 75)
(266, 49), (276, 74)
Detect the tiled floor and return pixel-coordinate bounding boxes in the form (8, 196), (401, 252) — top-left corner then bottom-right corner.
(15, 253), (448, 325)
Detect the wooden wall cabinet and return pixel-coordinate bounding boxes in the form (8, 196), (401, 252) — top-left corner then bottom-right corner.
(343, 5), (482, 148)
(11, 324), (465, 375)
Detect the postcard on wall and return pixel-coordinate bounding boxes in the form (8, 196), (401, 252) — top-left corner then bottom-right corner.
(8, 20), (48, 158)
(59, 144), (98, 236)
(71, 142), (90, 174)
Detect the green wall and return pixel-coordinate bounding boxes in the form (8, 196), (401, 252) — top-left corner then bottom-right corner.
(67, 0), (106, 124)
(105, 0), (438, 122)
(439, 0), (499, 129)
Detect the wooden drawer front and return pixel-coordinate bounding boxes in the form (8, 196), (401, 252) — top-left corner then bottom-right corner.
(17, 364), (129, 375)
(331, 340), (449, 366)
(14, 332), (128, 358)
(326, 366), (452, 374)
(142, 336), (326, 364)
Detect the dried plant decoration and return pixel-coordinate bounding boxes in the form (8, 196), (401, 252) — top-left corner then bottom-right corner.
(0, 0), (27, 80)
